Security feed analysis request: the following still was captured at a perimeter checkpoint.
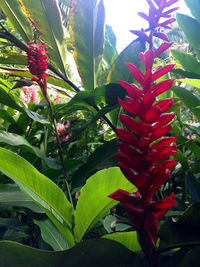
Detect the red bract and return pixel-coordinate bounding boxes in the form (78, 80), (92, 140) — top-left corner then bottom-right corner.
(27, 42), (48, 79)
(108, 0), (179, 254)
(133, 0), (179, 45)
(27, 42), (48, 96)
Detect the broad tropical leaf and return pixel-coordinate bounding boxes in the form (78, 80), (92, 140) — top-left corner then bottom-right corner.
(19, 0), (67, 75)
(0, 131), (61, 169)
(0, 0), (33, 42)
(69, 0), (105, 90)
(0, 239), (137, 267)
(34, 218), (69, 251)
(0, 184), (43, 213)
(171, 50), (200, 75)
(0, 52), (27, 65)
(103, 232), (141, 252)
(0, 66), (74, 92)
(172, 86), (200, 120)
(177, 13), (200, 59)
(107, 39), (145, 84)
(74, 167), (136, 242)
(0, 147), (73, 234)
(185, 0), (200, 24)
(159, 203), (200, 250)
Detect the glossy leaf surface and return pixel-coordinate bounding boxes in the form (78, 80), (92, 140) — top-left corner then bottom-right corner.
(0, 0), (33, 42)
(69, 0), (105, 90)
(0, 147), (73, 229)
(74, 167), (136, 242)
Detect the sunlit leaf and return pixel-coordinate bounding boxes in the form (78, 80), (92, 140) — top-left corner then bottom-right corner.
(0, 0), (33, 42)
(107, 39), (145, 84)
(103, 231), (141, 252)
(177, 13), (200, 59)
(171, 50), (200, 75)
(0, 147), (73, 232)
(74, 167), (136, 242)
(69, 0), (105, 90)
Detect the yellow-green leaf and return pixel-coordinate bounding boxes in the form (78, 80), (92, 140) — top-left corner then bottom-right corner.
(0, 0), (33, 42)
(69, 0), (105, 90)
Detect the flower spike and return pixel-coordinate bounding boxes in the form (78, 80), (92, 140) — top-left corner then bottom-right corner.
(109, 0), (179, 256)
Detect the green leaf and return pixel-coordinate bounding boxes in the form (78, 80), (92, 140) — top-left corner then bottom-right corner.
(0, 239), (137, 267)
(0, 184), (43, 213)
(71, 105), (118, 137)
(172, 86), (200, 120)
(0, 0), (33, 42)
(34, 218), (69, 251)
(177, 13), (200, 59)
(104, 25), (118, 67)
(107, 39), (145, 84)
(171, 123), (200, 160)
(0, 130), (61, 169)
(23, 108), (50, 124)
(178, 78), (200, 90)
(0, 66), (74, 92)
(0, 109), (16, 124)
(69, 0), (105, 90)
(0, 52), (27, 65)
(171, 68), (200, 79)
(171, 50), (200, 75)
(185, 0), (200, 24)
(74, 167), (136, 242)
(159, 203), (200, 251)
(0, 147), (73, 230)
(72, 139), (118, 187)
(19, 0), (67, 75)
(59, 85), (106, 108)
(0, 85), (24, 113)
(103, 232), (141, 252)
(187, 171), (200, 203)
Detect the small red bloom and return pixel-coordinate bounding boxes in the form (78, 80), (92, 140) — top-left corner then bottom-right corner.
(27, 42), (48, 79)
(27, 42), (48, 96)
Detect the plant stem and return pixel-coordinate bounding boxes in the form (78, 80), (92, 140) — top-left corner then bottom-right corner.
(46, 95), (74, 208)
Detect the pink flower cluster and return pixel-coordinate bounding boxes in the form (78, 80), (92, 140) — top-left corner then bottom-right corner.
(54, 121), (72, 144)
(20, 85), (39, 104)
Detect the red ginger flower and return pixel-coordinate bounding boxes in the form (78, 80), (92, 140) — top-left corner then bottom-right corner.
(131, 0), (179, 45)
(108, 42), (177, 252)
(27, 42), (48, 96)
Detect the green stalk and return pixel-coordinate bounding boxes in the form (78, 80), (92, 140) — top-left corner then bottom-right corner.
(45, 95), (74, 209)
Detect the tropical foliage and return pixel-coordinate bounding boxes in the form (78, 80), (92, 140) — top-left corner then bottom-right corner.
(0, 0), (200, 266)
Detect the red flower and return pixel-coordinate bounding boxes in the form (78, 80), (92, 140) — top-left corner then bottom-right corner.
(27, 42), (48, 79)
(27, 42), (48, 96)
(132, 0), (179, 45)
(109, 189), (176, 248)
(108, 0), (180, 252)
(108, 43), (177, 251)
